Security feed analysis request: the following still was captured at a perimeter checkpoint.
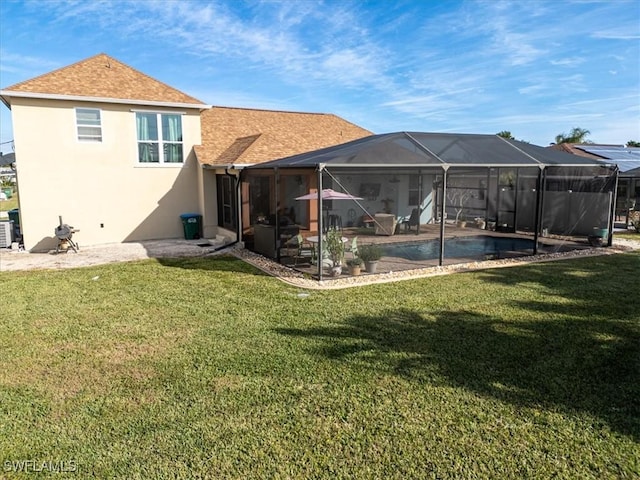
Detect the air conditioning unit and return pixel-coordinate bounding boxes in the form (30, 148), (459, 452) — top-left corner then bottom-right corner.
(0, 221), (13, 248)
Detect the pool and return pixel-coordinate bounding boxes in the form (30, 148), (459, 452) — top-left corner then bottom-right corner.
(380, 235), (536, 261)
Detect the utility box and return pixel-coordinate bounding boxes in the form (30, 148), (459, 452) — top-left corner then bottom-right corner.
(0, 220), (13, 248)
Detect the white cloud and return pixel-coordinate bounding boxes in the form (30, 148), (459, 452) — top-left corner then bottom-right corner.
(550, 57), (585, 67)
(0, 51), (60, 79)
(592, 31), (640, 40)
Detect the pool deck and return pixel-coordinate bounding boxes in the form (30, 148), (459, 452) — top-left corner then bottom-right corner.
(282, 224), (592, 278)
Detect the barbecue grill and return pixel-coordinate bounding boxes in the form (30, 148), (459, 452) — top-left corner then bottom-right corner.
(55, 216), (79, 253)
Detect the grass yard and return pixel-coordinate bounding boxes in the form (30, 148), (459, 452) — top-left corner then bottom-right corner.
(1, 253), (639, 478)
(615, 231), (640, 241)
(0, 193), (18, 213)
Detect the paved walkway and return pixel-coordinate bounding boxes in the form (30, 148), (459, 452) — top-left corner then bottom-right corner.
(0, 239), (233, 272)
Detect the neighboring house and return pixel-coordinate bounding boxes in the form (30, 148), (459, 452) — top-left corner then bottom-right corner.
(0, 53), (370, 251)
(549, 143), (640, 225)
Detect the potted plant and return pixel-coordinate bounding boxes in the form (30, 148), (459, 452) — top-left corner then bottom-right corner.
(457, 209), (468, 228)
(325, 228), (345, 276)
(446, 186), (472, 227)
(359, 244), (382, 274)
(346, 257), (363, 276)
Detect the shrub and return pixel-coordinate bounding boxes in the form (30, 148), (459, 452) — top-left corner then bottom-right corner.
(347, 257), (363, 267)
(359, 244), (382, 262)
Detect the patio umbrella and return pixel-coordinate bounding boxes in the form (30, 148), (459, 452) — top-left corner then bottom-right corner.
(295, 188), (362, 201)
(296, 189), (363, 231)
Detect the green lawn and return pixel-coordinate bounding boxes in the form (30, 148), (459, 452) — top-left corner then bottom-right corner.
(0, 186), (18, 212)
(1, 253), (638, 478)
(0, 194), (18, 212)
(615, 231), (640, 241)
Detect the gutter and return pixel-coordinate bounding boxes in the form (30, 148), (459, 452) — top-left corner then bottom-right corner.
(225, 168), (242, 248)
(201, 163), (256, 170)
(0, 90), (210, 111)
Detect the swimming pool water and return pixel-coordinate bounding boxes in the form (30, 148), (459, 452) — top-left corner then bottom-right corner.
(380, 235), (535, 261)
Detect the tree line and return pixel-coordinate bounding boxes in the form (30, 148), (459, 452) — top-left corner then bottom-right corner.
(496, 128), (639, 147)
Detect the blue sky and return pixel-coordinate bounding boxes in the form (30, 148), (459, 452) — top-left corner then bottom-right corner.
(1, 0), (639, 152)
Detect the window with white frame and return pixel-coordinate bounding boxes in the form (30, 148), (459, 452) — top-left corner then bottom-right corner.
(136, 112), (183, 164)
(76, 108), (102, 142)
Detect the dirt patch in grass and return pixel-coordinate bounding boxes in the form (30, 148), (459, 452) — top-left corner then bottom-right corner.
(0, 331), (186, 402)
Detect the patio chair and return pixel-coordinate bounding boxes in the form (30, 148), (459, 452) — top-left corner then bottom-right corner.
(403, 208), (420, 234)
(287, 234), (314, 266)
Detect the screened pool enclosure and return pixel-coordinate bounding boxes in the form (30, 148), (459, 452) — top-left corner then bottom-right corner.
(242, 133), (617, 280)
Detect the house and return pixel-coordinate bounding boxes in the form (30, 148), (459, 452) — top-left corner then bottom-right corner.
(0, 53), (371, 251)
(549, 143), (640, 226)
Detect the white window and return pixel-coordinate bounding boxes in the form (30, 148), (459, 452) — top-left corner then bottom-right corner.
(136, 113), (183, 163)
(76, 108), (102, 142)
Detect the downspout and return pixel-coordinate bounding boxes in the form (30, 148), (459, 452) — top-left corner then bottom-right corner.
(317, 166), (324, 281)
(275, 167), (280, 261)
(225, 167), (241, 248)
(439, 167), (448, 266)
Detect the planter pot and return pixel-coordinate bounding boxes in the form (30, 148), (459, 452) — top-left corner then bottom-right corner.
(476, 220), (486, 229)
(588, 235), (604, 247)
(592, 227), (608, 238)
(457, 221), (467, 228)
(364, 260), (378, 274)
(348, 265), (362, 276)
(329, 265), (342, 277)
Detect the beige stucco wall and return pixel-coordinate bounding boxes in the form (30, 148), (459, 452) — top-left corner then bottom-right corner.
(9, 97), (203, 251)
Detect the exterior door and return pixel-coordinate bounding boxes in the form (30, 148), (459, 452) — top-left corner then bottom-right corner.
(217, 175), (237, 231)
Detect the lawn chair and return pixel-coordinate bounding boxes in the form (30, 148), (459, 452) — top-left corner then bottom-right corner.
(286, 234), (314, 266)
(404, 208), (420, 234)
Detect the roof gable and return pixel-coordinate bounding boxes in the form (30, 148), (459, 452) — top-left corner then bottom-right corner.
(2, 53), (206, 106)
(195, 106), (372, 166)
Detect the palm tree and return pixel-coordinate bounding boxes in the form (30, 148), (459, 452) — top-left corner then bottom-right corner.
(555, 127), (591, 144)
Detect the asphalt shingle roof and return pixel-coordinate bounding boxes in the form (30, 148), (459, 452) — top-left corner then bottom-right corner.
(2, 53), (206, 106)
(195, 106), (372, 166)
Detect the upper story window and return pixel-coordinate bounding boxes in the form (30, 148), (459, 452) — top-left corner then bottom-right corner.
(136, 113), (183, 164)
(76, 108), (102, 142)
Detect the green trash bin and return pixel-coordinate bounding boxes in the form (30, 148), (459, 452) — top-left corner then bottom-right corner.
(8, 209), (19, 227)
(180, 213), (202, 240)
